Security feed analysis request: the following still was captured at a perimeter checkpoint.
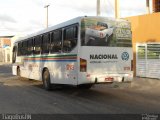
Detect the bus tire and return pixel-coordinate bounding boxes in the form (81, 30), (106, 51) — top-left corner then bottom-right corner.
(17, 67), (23, 80)
(78, 84), (93, 89)
(42, 69), (52, 91)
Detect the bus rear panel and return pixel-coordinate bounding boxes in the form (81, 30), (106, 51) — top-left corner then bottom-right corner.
(78, 17), (133, 85)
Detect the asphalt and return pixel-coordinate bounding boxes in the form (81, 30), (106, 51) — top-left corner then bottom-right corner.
(131, 77), (160, 94)
(0, 63), (160, 116)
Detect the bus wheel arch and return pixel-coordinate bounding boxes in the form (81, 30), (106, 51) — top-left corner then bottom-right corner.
(17, 66), (20, 76)
(42, 68), (52, 90)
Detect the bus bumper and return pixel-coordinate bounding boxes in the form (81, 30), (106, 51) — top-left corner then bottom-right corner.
(78, 72), (133, 85)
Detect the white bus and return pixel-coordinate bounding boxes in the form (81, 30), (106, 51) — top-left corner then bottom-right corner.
(12, 16), (133, 90)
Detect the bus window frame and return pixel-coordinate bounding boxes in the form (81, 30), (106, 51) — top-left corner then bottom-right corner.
(27, 38), (34, 55)
(41, 33), (50, 54)
(33, 35), (42, 55)
(50, 29), (63, 53)
(63, 24), (78, 53)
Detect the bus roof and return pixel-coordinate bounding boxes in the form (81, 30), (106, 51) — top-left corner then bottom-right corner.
(14, 16), (129, 43)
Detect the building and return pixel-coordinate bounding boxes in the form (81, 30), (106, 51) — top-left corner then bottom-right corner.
(125, 12), (160, 79)
(0, 36), (13, 48)
(153, 0), (160, 12)
(0, 36), (13, 63)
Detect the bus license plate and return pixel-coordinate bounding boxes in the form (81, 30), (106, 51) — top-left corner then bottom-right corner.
(105, 77), (114, 82)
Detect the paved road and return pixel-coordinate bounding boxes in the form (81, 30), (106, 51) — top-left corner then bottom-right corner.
(0, 64), (160, 115)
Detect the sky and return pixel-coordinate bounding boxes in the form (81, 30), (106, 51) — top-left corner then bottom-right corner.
(0, 0), (152, 36)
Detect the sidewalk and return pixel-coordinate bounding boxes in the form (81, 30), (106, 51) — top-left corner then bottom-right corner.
(131, 77), (160, 92)
(0, 62), (12, 65)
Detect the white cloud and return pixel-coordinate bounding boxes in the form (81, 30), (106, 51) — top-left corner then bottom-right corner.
(0, 0), (151, 36)
(0, 14), (17, 23)
(120, 0), (147, 17)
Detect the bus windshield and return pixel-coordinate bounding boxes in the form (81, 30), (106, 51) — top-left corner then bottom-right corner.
(81, 18), (132, 47)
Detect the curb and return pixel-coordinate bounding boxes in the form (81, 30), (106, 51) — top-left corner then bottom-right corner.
(131, 77), (160, 90)
(0, 62), (12, 65)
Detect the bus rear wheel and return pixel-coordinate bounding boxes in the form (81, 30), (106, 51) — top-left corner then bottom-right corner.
(42, 69), (52, 91)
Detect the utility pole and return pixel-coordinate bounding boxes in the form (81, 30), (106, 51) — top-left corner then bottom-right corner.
(115, 0), (120, 19)
(97, 0), (100, 16)
(44, 4), (50, 28)
(146, 0), (150, 14)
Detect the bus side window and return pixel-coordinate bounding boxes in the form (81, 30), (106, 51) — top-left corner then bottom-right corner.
(50, 30), (62, 53)
(28, 38), (33, 55)
(19, 40), (28, 56)
(42, 33), (50, 54)
(63, 25), (78, 52)
(23, 40), (28, 55)
(21, 41), (24, 55)
(34, 36), (42, 55)
(17, 42), (22, 56)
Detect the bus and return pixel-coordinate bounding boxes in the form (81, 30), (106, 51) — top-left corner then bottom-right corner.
(12, 16), (133, 90)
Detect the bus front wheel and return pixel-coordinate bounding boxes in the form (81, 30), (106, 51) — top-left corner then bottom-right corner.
(17, 67), (23, 80)
(17, 67), (20, 76)
(42, 69), (52, 91)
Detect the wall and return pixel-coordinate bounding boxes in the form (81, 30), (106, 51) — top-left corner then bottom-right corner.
(0, 47), (10, 62)
(0, 38), (11, 48)
(0, 36), (12, 63)
(125, 12), (160, 76)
